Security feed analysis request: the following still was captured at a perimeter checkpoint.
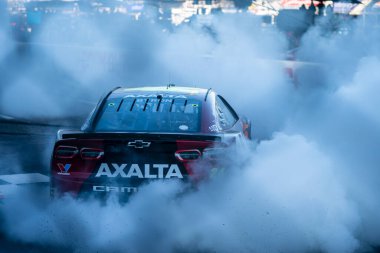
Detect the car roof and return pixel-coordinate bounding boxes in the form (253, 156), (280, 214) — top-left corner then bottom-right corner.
(109, 86), (211, 100)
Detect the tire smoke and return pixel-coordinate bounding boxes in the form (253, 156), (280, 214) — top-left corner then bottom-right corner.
(0, 9), (379, 253)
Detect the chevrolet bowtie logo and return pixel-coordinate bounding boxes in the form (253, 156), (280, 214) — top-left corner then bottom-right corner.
(128, 140), (151, 149)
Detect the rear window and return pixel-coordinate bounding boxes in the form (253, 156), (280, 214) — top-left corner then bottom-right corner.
(94, 96), (202, 133)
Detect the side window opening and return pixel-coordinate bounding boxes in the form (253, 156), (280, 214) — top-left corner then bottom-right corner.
(216, 95), (238, 130)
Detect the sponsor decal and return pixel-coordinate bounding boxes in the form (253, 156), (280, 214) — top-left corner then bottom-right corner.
(179, 125), (189, 131)
(95, 163), (183, 179)
(124, 94), (187, 99)
(57, 163), (71, 176)
(93, 186), (138, 193)
(209, 124), (220, 132)
(128, 140), (151, 149)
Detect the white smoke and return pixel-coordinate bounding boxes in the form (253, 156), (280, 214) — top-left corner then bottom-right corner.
(0, 134), (361, 253)
(1, 7), (380, 253)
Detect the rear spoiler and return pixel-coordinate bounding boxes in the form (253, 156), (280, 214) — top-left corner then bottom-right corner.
(57, 130), (221, 142)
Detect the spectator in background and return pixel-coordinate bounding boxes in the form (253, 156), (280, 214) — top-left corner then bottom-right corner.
(307, 0), (316, 25)
(300, 3), (307, 13)
(308, 0), (316, 15)
(325, 4), (333, 16)
(317, 1), (325, 16)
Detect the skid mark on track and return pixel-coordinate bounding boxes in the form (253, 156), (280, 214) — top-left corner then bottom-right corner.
(0, 173), (49, 197)
(0, 173), (49, 184)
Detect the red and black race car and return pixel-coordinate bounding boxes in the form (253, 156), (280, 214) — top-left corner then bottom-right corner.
(50, 85), (251, 199)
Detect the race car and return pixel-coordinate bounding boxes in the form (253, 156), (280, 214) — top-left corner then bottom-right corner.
(50, 85), (251, 199)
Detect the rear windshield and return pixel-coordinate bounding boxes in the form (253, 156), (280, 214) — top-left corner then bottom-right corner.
(94, 96), (202, 133)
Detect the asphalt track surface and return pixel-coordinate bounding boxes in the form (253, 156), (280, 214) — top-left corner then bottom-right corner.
(0, 119), (79, 252)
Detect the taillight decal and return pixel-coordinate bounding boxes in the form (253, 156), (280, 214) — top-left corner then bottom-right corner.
(55, 146), (79, 159)
(80, 148), (104, 160)
(202, 147), (226, 160)
(175, 149), (201, 162)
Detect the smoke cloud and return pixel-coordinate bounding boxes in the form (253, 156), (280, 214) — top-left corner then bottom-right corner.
(0, 6), (380, 253)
